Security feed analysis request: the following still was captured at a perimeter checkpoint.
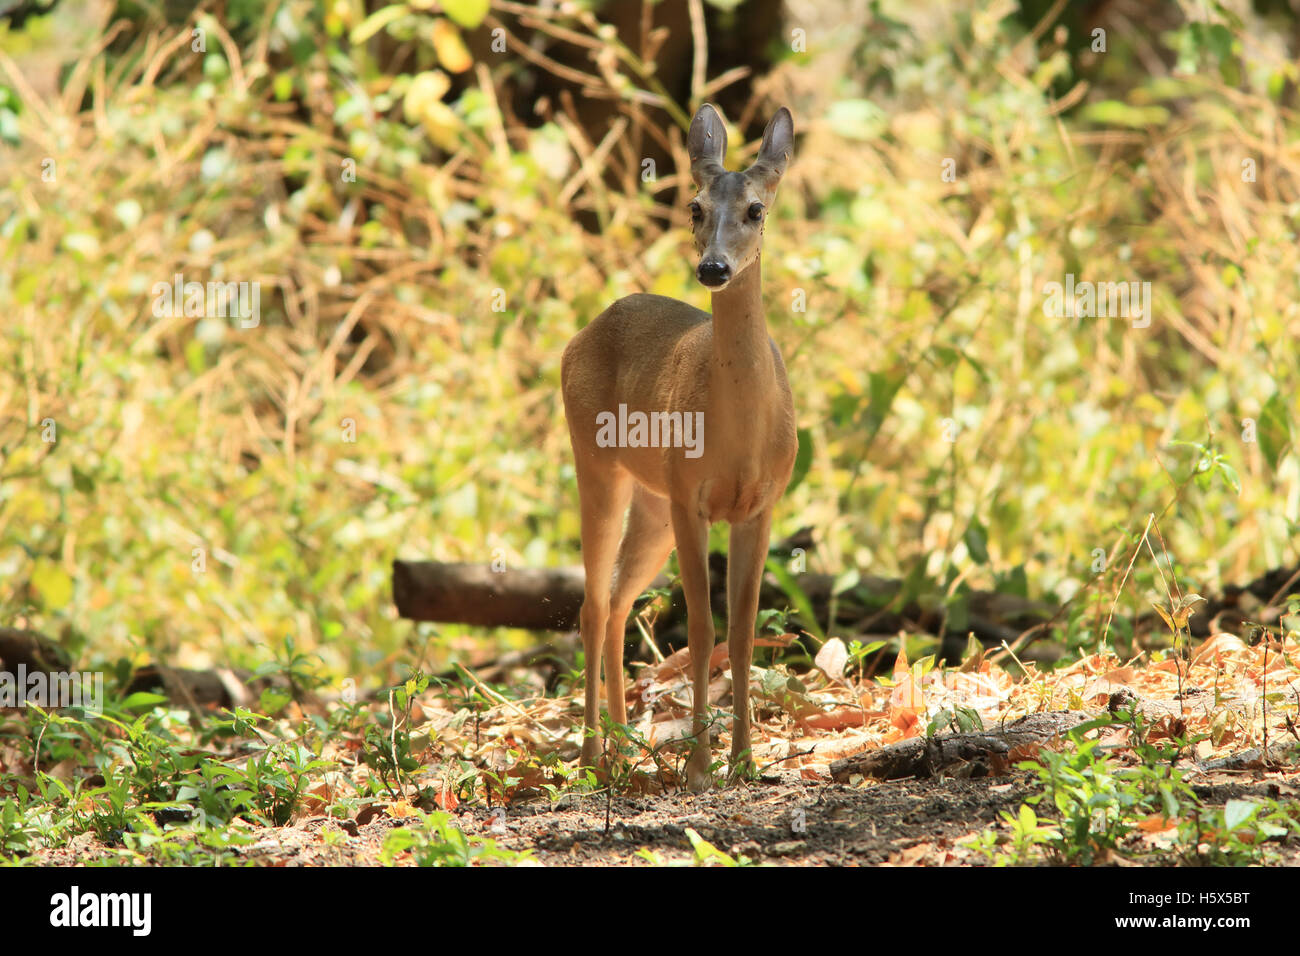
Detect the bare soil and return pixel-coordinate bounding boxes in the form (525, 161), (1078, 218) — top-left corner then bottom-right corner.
(32, 765), (1300, 867)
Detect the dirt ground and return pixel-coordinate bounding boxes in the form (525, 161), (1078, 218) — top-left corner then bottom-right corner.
(32, 763), (1300, 867)
(24, 632), (1300, 866)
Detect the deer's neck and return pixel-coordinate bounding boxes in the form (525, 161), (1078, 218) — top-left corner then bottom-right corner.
(709, 256), (776, 410)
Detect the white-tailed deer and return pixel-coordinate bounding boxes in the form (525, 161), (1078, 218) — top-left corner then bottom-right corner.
(561, 104), (797, 791)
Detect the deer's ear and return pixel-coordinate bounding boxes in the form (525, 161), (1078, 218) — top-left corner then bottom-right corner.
(688, 103), (728, 186)
(749, 107), (794, 186)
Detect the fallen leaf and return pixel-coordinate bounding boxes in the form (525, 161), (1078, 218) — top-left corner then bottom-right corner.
(801, 705), (886, 731)
(1136, 814), (1178, 834)
(891, 842), (933, 866)
(389, 799), (417, 819)
(1191, 633), (1247, 665)
(301, 782), (332, 816)
(888, 646), (924, 732)
(815, 637), (849, 682)
(433, 785), (459, 811)
(654, 641), (730, 681)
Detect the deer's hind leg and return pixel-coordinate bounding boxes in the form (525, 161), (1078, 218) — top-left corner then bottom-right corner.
(575, 462), (633, 771)
(603, 485), (675, 727)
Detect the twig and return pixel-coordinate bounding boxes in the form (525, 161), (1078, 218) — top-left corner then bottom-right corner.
(757, 748), (817, 774)
(451, 662), (553, 733)
(687, 0), (707, 109)
(1101, 513), (1155, 648)
(1266, 568), (1300, 609)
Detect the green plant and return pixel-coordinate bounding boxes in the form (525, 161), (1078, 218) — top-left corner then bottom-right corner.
(1179, 799), (1297, 866)
(380, 811), (533, 867)
(0, 792), (39, 857)
(636, 827), (753, 867)
(926, 705), (984, 738)
(361, 673), (429, 798)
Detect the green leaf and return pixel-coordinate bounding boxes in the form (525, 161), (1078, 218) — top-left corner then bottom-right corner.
(61, 233), (101, 259)
(1080, 100), (1170, 129)
(120, 692), (169, 710)
(1202, 23), (1234, 61)
(831, 568), (859, 595)
(685, 827), (738, 865)
(31, 560), (73, 611)
(350, 4), (410, 45)
(1215, 459), (1240, 495)
(1268, 70), (1289, 102)
(829, 391), (858, 426)
(441, 0), (489, 29)
(959, 348), (992, 384)
(259, 689), (292, 713)
(71, 465), (95, 494)
(929, 345), (958, 368)
(826, 99), (888, 142)
(946, 588), (970, 633)
(755, 608), (786, 635)
(862, 369), (904, 442)
(765, 559), (822, 639)
(1258, 392), (1290, 471)
(787, 427), (813, 492)
(997, 564), (1029, 599)
(963, 519), (989, 564)
(1223, 799), (1256, 831)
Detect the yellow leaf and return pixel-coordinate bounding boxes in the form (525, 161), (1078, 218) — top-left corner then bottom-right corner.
(31, 559), (74, 611)
(405, 69), (450, 111)
(404, 71), (461, 149)
(431, 18), (472, 73)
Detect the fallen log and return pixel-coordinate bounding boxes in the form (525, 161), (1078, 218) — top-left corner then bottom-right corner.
(393, 561), (598, 630)
(828, 710), (1097, 781)
(125, 665), (257, 710)
(391, 559), (1053, 641)
(0, 627), (72, 674)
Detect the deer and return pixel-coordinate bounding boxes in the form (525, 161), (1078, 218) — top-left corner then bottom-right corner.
(560, 103), (797, 792)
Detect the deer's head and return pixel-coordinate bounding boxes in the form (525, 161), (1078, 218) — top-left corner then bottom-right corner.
(686, 104), (793, 291)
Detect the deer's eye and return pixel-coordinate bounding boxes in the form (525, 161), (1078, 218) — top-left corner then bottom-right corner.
(689, 201), (702, 221)
(747, 202), (764, 221)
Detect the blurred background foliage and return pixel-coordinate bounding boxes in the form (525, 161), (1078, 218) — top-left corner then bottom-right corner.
(0, 0), (1297, 689)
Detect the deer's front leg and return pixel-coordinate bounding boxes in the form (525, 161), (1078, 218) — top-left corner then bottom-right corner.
(671, 501), (716, 792)
(726, 509), (771, 780)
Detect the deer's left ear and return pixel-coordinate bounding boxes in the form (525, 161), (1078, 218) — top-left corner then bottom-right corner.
(749, 107), (794, 187)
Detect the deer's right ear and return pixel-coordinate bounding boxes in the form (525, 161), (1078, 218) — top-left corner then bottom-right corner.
(688, 103), (728, 186)
(750, 107), (794, 186)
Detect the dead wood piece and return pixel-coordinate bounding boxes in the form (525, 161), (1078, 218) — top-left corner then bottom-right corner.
(829, 710), (1097, 781)
(0, 627), (72, 674)
(391, 559), (1038, 635)
(393, 561), (594, 630)
(1196, 742), (1300, 774)
(126, 665), (255, 709)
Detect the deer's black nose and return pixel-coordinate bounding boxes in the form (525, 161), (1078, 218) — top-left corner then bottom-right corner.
(697, 259), (731, 287)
